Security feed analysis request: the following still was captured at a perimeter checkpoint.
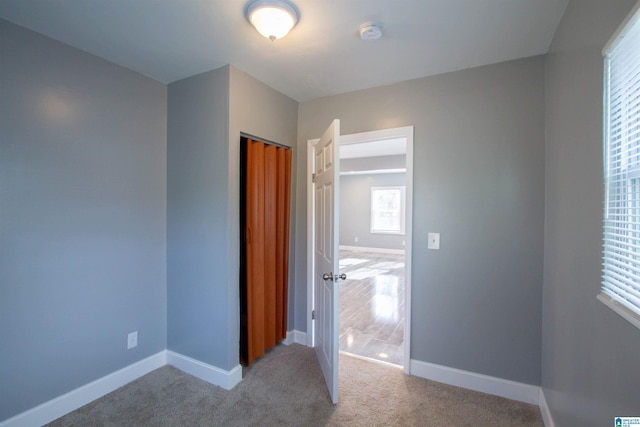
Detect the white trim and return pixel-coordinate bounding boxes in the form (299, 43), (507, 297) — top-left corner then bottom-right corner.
(283, 331), (294, 345)
(539, 388), (556, 427)
(340, 127), (413, 145)
(0, 352), (166, 427)
(340, 168), (406, 176)
(334, 125), (414, 375)
(166, 351), (242, 391)
(283, 329), (307, 345)
(339, 245), (404, 255)
(308, 126), (414, 376)
(597, 292), (640, 330)
(410, 359), (540, 405)
(603, 0), (640, 55)
(403, 127), (414, 375)
(294, 330), (307, 345)
(0, 351), (246, 426)
(306, 138), (319, 347)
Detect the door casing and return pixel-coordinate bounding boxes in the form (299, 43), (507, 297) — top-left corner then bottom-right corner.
(307, 125), (414, 374)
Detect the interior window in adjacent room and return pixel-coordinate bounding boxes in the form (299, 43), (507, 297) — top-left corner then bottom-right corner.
(370, 186), (405, 234)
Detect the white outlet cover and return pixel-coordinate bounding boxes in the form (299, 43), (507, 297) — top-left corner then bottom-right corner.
(428, 232), (440, 250)
(127, 331), (138, 349)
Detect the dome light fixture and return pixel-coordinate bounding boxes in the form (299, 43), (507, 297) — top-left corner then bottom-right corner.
(245, 0), (299, 41)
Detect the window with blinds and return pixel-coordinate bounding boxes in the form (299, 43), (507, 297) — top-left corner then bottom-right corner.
(600, 1), (640, 329)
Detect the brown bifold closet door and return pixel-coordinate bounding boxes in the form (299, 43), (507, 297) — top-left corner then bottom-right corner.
(241, 138), (292, 366)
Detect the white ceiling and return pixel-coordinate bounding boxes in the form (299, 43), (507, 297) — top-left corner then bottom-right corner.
(340, 138), (406, 159)
(0, 0), (569, 102)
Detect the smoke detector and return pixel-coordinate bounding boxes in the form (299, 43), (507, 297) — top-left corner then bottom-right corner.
(359, 22), (382, 41)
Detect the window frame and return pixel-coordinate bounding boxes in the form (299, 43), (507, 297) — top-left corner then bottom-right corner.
(600, 0), (640, 330)
(370, 186), (406, 235)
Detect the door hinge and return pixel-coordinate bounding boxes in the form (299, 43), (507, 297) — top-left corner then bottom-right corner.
(312, 310), (316, 320)
(312, 173), (316, 183)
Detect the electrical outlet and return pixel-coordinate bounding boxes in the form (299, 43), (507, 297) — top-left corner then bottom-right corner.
(127, 331), (138, 349)
(354, 236), (358, 242)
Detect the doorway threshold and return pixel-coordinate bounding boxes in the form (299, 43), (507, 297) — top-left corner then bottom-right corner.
(339, 350), (403, 370)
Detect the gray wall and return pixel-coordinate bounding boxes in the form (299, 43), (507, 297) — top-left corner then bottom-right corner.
(340, 173), (406, 250)
(228, 66), (299, 362)
(297, 56), (545, 385)
(167, 65), (298, 371)
(0, 19), (167, 421)
(543, 0), (640, 424)
(167, 67), (230, 368)
(13, 1), (640, 421)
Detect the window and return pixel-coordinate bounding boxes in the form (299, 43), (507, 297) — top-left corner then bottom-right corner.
(370, 186), (405, 234)
(601, 1), (640, 329)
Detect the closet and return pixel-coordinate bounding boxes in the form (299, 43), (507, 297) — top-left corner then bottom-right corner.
(239, 136), (292, 366)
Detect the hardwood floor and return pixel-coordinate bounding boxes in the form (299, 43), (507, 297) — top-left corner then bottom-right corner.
(339, 249), (405, 366)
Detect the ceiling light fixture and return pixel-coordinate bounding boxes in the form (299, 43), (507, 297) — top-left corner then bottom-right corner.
(245, 0), (299, 41)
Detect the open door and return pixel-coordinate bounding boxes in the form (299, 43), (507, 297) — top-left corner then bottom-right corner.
(312, 119), (342, 404)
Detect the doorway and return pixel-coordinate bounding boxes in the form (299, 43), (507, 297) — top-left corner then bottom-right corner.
(307, 125), (414, 375)
(338, 134), (408, 368)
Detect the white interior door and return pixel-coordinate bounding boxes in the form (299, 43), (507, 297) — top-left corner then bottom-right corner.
(312, 119), (341, 404)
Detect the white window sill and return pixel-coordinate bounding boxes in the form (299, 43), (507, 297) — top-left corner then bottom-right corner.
(597, 292), (640, 331)
(370, 231), (405, 235)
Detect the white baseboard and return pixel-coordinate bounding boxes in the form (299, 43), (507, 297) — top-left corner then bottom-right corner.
(283, 330), (307, 346)
(539, 388), (555, 427)
(339, 245), (404, 255)
(2, 349), (548, 426)
(0, 350), (245, 426)
(410, 359), (540, 405)
(283, 331), (294, 345)
(166, 350), (242, 391)
(0, 351), (166, 427)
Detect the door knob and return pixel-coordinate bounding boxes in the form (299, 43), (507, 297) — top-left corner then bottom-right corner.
(322, 273), (347, 281)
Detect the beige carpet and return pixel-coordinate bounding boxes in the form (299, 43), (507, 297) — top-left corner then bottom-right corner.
(47, 343), (543, 426)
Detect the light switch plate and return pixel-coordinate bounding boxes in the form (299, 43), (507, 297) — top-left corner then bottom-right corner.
(127, 331), (138, 349)
(428, 232), (440, 250)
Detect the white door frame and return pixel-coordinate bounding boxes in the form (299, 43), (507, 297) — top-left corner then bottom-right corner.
(307, 125), (414, 374)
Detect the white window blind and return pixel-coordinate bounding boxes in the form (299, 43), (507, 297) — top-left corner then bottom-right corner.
(602, 1), (640, 328)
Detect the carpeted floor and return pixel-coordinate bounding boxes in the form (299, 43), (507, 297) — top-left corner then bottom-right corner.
(47, 343), (543, 426)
